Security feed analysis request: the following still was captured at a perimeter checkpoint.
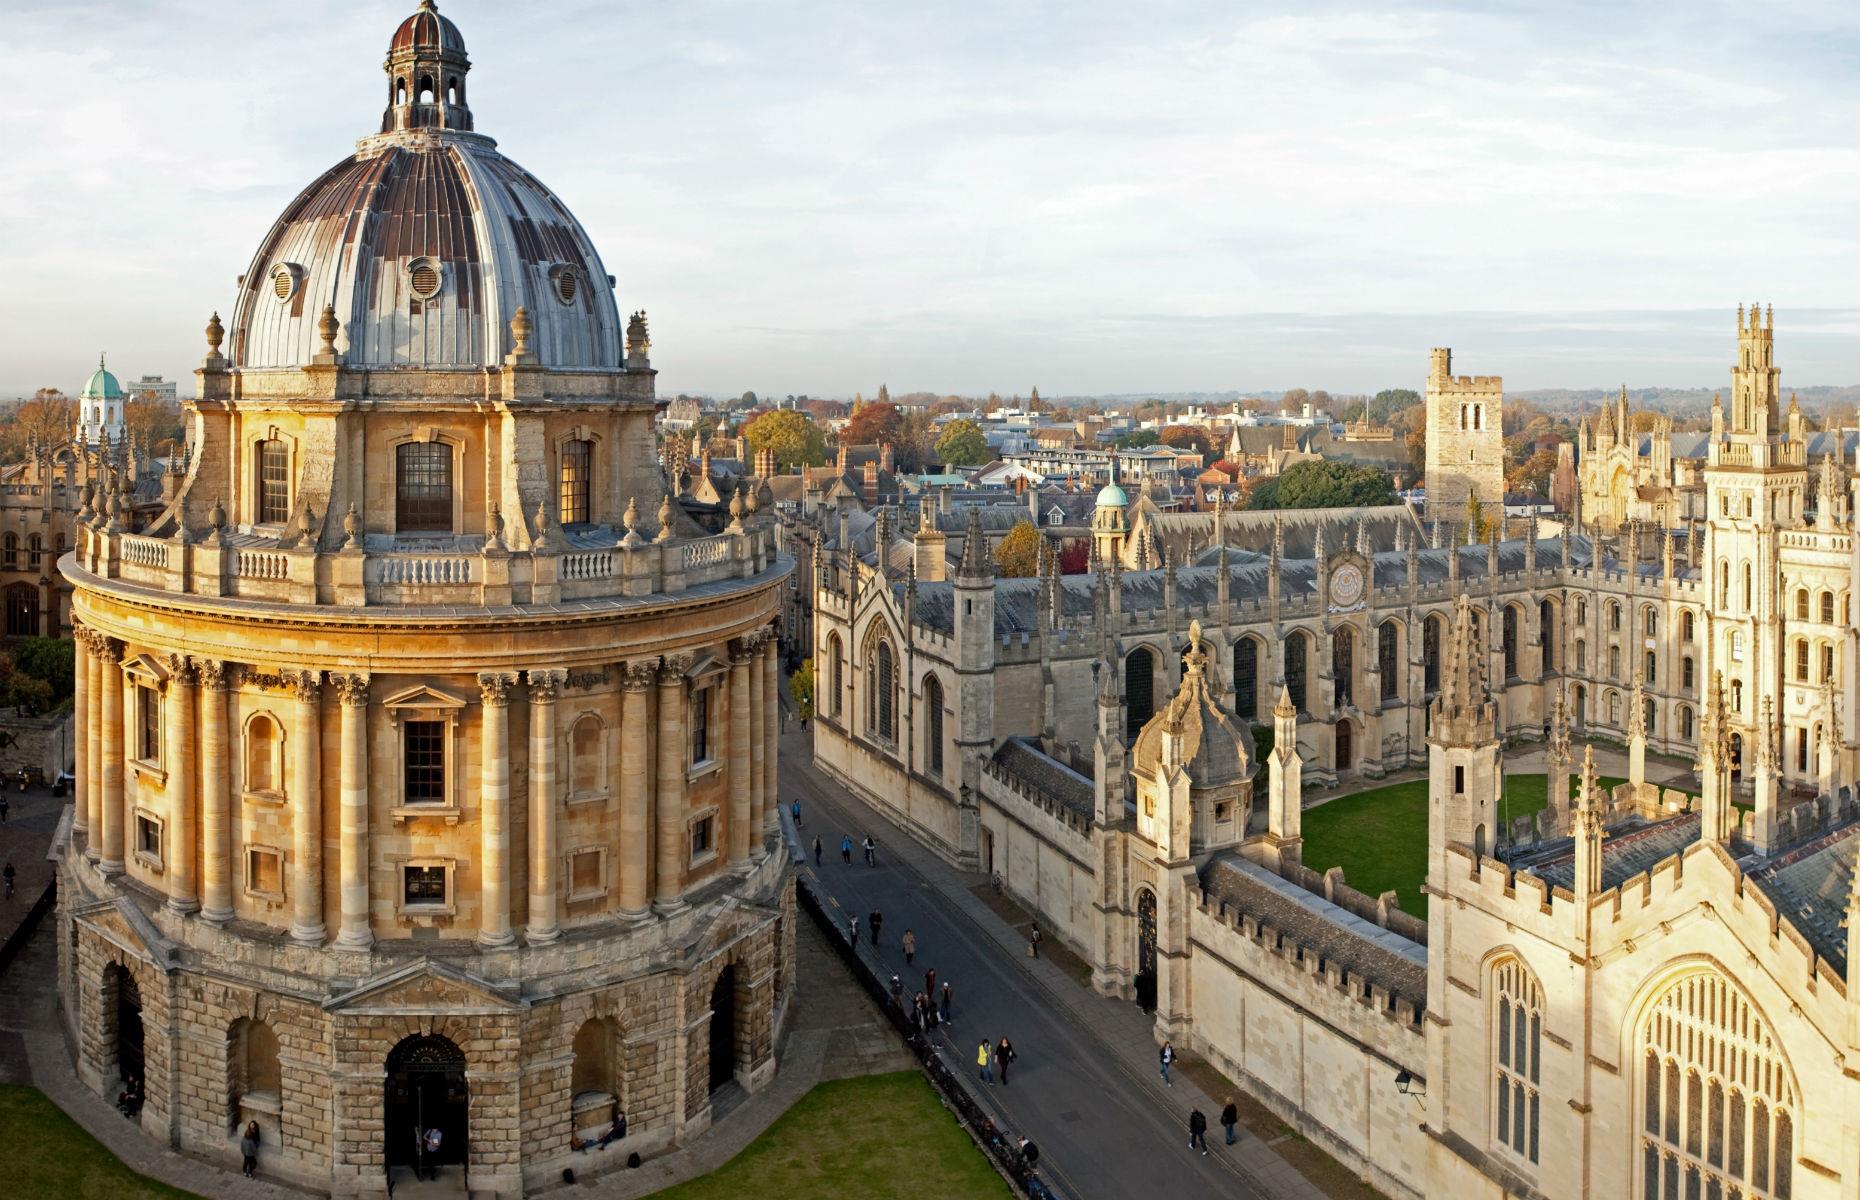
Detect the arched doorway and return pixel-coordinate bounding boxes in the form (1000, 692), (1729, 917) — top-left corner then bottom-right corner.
(708, 965), (737, 1094)
(1134, 890), (1158, 1013)
(108, 964), (144, 1087)
(384, 1035), (468, 1179)
(1335, 720), (1354, 772)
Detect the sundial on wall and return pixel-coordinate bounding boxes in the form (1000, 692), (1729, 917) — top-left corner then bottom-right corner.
(1330, 562), (1365, 609)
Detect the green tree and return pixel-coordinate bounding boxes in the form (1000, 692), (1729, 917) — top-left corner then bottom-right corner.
(743, 409), (827, 470)
(1370, 388), (1421, 425)
(1115, 430), (1160, 449)
(788, 658), (815, 720)
(994, 520), (1043, 577)
(13, 637), (73, 705)
(934, 419), (989, 467)
(1248, 460), (1398, 510)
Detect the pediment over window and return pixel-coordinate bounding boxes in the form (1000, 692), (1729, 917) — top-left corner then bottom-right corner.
(120, 653), (172, 687)
(323, 959), (524, 1015)
(380, 684), (470, 713)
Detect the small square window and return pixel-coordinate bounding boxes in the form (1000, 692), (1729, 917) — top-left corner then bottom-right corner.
(136, 813), (162, 863)
(690, 816), (714, 860)
(404, 864), (447, 908)
(247, 848), (283, 897)
(569, 849), (603, 898)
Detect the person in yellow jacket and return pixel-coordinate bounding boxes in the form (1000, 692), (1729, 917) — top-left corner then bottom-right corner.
(977, 1040), (994, 1086)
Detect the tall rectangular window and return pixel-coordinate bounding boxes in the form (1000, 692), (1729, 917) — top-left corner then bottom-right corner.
(258, 440), (290, 523)
(559, 439), (592, 525)
(691, 688), (710, 765)
(403, 721), (445, 803)
(139, 685), (161, 763)
(395, 442), (453, 532)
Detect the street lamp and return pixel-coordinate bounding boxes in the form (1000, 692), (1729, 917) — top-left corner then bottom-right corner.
(1394, 1069), (1425, 1101)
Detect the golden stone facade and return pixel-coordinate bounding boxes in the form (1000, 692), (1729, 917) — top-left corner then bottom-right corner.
(54, 5), (792, 1194)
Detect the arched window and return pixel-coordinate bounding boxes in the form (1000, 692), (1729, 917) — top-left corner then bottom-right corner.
(4, 583), (38, 637)
(1608, 692), (1621, 725)
(569, 715), (603, 799)
(1608, 601), (1622, 632)
(1283, 632), (1308, 714)
(1575, 639), (1587, 672)
(1795, 588), (1810, 620)
(1681, 656), (1694, 692)
(1820, 591), (1835, 624)
(1233, 638), (1258, 720)
(923, 676), (944, 777)
(572, 1017), (618, 1098)
(2, 532), (16, 569)
(1378, 621), (1399, 700)
(1502, 607), (1518, 680)
(1642, 605), (1658, 638)
(1609, 645), (1621, 679)
(1423, 615), (1442, 693)
(1539, 600), (1556, 672)
(257, 439), (290, 524)
(1793, 638), (1809, 682)
(1125, 647), (1156, 738)
(396, 442), (453, 532)
(1678, 706), (1693, 741)
(1717, 561), (1729, 609)
(27, 533), (42, 568)
(1492, 958), (1542, 1165)
(1644, 697), (1656, 735)
(1681, 610), (1694, 641)
(1820, 643), (1835, 683)
(1796, 727), (1809, 772)
(1639, 971), (1795, 1200)
(1729, 630), (1745, 663)
(1332, 626), (1354, 708)
(867, 640), (896, 742)
(558, 439), (593, 526)
(418, 74), (435, 103)
(244, 715), (281, 795)
(1575, 596), (1587, 624)
(1644, 650), (1656, 684)
(228, 1017), (281, 1122)
(1731, 678), (1744, 713)
(828, 634), (844, 718)
(1743, 562), (1752, 611)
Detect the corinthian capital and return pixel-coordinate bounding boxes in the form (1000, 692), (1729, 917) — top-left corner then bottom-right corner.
(164, 654), (199, 686)
(478, 671), (518, 706)
(287, 669), (323, 703)
(659, 652), (695, 681)
(621, 658), (660, 693)
(196, 658), (230, 692)
(95, 637), (123, 667)
(526, 668), (567, 703)
(332, 672), (372, 707)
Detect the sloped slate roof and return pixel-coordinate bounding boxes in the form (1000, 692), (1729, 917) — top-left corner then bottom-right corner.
(1523, 811), (1703, 893)
(992, 737), (1094, 822)
(1749, 824), (1860, 977)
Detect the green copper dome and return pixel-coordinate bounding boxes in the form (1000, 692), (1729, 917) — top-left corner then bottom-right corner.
(81, 355), (123, 400)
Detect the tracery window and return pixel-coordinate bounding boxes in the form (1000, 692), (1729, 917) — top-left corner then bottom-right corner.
(1640, 971), (1795, 1200)
(1491, 958), (1542, 1165)
(1233, 638), (1258, 720)
(1378, 622), (1398, 700)
(1332, 626), (1354, 708)
(1283, 633), (1308, 715)
(923, 675), (944, 776)
(828, 634), (844, 719)
(867, 639), (896, 742)
(1126, 646), (1156, 738)
(1539, 600), (1556, 672)
(1423, 616), (1442, 693)
(1502, 607), (1518, 680)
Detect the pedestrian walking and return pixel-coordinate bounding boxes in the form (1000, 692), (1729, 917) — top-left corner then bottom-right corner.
(792, 799), (803, 827)
(996, 1036), (1017, 1085)
(813, 835), (823, 867)
(3, 862), (14, 901)
(863, 835), (877, 866)
(925, 966), (937, 1000)
(869, 909), (883, 946)
(841, 835), (853, 865)
(1028, 919), (1043, 958)
(1221, 1096), (1239, 1146)
(1189, 1107), (1208, 1154)
(240, 1120), (261, 1178)
(1019, 1137), (1040, 1168)
(940, 980), (953, 1022)
(901, 929), (916, 965)
(1159, 1041), (1175, 1085)
(848, 914), (859, 943)
(977, 1040), (994, 1085)
(424, 1125), (444, 1179)
(913, 993), (928, 1032)
(0, 795), (10, 824)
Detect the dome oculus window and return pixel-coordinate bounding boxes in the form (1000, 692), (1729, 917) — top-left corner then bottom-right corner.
(270, 263), (301, 303)
(550, 265), (579, 306)
(407, 257), (443, 301)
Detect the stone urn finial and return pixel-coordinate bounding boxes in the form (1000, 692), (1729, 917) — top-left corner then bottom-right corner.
(487, 502), (506, 549)
(655, 492), (675, 543)
(727, 483), (746, 532)
(317, 305), (340, 355)
(621, 496), (645, 548)
(342, 502), (362, 550)
(205, 311), (224, 354)
(511, 306), (533, 357)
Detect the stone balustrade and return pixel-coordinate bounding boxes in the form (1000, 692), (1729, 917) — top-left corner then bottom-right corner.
(72, 519), (777, 609)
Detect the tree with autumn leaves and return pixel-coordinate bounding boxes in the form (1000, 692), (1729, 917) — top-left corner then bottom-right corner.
(741, 409), (827, 471)
(994, 520), (1043, 577)
(934, 419), (989, 467)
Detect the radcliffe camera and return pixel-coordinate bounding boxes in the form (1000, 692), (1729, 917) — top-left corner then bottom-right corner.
(0, 4), (1852, 1199)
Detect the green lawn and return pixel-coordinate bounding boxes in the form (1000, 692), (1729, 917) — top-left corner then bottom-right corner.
(0, 1085), (205, 1200)
(1300, 772), (1628, 917)
(649, 1071), (1009, 1200)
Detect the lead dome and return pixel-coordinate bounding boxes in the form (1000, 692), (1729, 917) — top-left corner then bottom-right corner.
(227, 0), (621, 372)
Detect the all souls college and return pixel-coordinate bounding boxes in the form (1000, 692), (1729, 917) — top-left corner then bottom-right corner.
(43, 2), (1860, 1197)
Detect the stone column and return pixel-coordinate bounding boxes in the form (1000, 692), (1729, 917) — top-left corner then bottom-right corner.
(165, 656), (199, 913)
(478, 671), (517, 948)
(198, 660), (234, 924)
(85, 631), (103, 859)
(748, 635), (767, 856)
(619, 660), (657, 918)
(526, 669), (566, 945)
(289, 670), (326, 945)
(654, 653), (692, 912)
(763, 635), (780, 833)
(98, 638), (125, 876)
(72, 628), (89, 840)
(333, 673), (372, 950)
(727, 643), (753, 869)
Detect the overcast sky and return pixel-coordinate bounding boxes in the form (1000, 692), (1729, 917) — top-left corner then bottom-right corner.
(2, 0), (1855, 399)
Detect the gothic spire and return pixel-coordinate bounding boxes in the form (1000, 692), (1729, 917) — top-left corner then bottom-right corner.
(1431, 593), (1492, 740)
(958, 505), (993, 580)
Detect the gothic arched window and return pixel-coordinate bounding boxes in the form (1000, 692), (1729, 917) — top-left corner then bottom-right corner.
(868, 640), (896, 742)
(1378, 621), (1399, 700)
(1639, 971), (1795, 1200)
(1539, 600), (1556, 672)
(1794, 638), (1809, 682)
(1423, 616), (1442, 693)
(1820, 591), (1835, 624)
(1332, 626), (1354, 708)
(923, 675), (944, 777)
(1125, 647), (1156, 738)
(1283, 633), (1308, 715)
(1681, 610), (1694, 641)
(1678, 706), (1693, 741)
(1492, 958), (1542, 1165)
(1795, 588), (1810, 620)
(1233, 638), (1259, 720)
(1502, 607), (1518, 680)
(827, 634), (844, 719)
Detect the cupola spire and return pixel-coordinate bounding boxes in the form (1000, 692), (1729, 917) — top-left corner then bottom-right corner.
(382, 0), (474, 134)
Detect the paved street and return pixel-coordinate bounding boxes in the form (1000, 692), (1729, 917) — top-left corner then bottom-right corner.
(779, 717), (1331, 1200)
